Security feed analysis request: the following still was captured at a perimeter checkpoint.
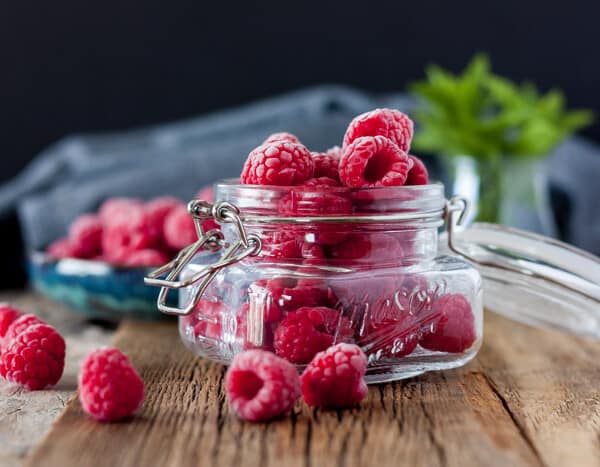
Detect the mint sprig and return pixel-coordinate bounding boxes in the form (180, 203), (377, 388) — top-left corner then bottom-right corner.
(409, 54), (594, 159)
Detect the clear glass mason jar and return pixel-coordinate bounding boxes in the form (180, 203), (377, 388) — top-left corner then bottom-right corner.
(145, 180), (600, 383)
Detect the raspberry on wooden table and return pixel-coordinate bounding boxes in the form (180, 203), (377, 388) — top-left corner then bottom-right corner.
(263, 132), (301, 145)
(419, 294), (477, 353)
(339, 136), (410, 188)
(343, 108), (414, 153)
(274, 306), (352, 364)
(240, 140), (314, 186)
(405, 155), (429, 185)
(301, 343), (368, 408)
(79, 347), (145, 422)
(0, 324), (65, 390)
(0, 304), (23, 339)
(225, 349), (301, 422)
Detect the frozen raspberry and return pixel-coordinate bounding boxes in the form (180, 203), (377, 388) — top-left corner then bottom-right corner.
(419, 294), (476, 353)
(69, 214), (103, 258)
(195, 185), (214, 202)
(263, 132), (301, 145)
(339, 136), (410, 188)
(102, 206), (157, 261)
(3, 314), (46, 345)
(99, 197), (144, 226)
(145, 196), (181, 240)
(47, 237), (87, 259)
(301, 343), (368, 408)
(343, 108), (413, 153)
(0, 324), (65, 390)
(302, 177), (341, 188)
(0, 304), (22, 339)
(122, 249), (170, 267)
(79, 347), (144, 422)
(312, 147), (341, 180)
(405, 155), (429, 185)
(240, 141), (314, 186)
(330, 233), (403, 264)
(163, 204), (218, 251)
(225, 349), (300, 422)
(274, 306), (352, 364)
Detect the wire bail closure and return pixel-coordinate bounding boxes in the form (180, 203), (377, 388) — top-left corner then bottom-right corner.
(144, 197), (467, 316)
(144, 200), (262, 316)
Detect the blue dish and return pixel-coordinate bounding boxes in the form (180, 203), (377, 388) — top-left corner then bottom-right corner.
(27, 251), (174, 321)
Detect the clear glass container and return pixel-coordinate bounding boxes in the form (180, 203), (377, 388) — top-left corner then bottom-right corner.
(145, 180), (600, 384)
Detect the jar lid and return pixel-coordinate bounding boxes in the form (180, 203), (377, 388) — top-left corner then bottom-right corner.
(448, 221), (600, 339)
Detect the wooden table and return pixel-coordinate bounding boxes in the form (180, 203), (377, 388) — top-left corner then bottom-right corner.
(2, 290), (600, 467)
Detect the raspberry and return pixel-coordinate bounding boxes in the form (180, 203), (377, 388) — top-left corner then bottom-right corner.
(79, 347), (145, 422)
(102, 206), (158, 261)
(339, 136), (410, 188)
(46, 237), (87, 259)
(99, 197), (144, 226)
(145, 196), (181, 241)
(3, 314), (46, 345)
(302, 177), (341, 188)
(0, 304), (22, 339)
(225, 349), (301, 422)
(69, 214), (103, 258)
(405, 155), (429, 185)
(279, 284), (337, 311)
(312, 147), (341, 180)
(419, 294), (477, 353)
(261, 238), (302, 260)
(187, 300), (225, 341)
(0, 324), (65, 390)
(301, 343), (368, 408)
(240, 141), (314, 186)
(274, 306), (352, 364)
(122, 249), (170, 267)
(329, 233), (403, 264)
(343, 108), (413, 153)
(163, 205), (197, 250)
(263, 132), (301, 145)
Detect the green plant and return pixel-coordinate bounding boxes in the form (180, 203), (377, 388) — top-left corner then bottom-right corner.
(410, 54), (594, 159)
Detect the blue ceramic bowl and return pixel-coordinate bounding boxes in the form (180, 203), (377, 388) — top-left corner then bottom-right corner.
(27, 251), (174, 321)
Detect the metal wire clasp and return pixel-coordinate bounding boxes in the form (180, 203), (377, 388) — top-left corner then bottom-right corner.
(144, 200), (262, 316)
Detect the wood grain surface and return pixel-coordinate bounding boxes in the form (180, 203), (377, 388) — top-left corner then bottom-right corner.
(25, 312), (600, 467)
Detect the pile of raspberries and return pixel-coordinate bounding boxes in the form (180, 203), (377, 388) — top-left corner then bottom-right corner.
(0, 303), (144, 422)
(45, 187), (215, 267)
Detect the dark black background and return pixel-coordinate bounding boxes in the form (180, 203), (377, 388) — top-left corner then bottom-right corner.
(1, 0), (599, 183)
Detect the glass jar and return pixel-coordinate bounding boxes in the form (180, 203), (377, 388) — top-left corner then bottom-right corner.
(145, 180), (600, 383)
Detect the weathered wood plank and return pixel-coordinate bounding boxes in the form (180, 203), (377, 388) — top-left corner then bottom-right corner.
(24, 312), (600, 467)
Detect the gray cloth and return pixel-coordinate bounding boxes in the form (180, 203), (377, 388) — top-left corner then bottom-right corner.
(0, 85), (598, 254)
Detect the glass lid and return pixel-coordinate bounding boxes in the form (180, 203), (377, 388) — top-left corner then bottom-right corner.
(444, 219), (600, 340)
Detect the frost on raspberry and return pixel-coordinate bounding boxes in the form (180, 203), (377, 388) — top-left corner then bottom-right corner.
(301, 343), (368, 408)
(343, 108), (413, 153)
(0, 323), (65, 390)
(99, 197), (144, 226)
(79, 347), (144, 422)
(101, 205), (158, 261)
(263, 132), (301, 145)
(274, 306), (352, 364)
(225, 349), (301, 422)
(339, 136), (410, 188)
(405, 155), (429, 185)
(162, 204), (216, 251)
(419, 294), (477, 353)
(240, 141), (314, 186)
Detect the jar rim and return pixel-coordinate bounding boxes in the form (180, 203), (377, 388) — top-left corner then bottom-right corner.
(214, 178), (446, 219)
